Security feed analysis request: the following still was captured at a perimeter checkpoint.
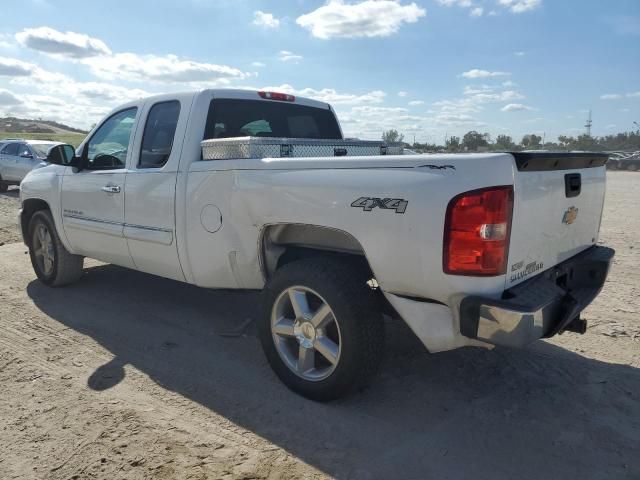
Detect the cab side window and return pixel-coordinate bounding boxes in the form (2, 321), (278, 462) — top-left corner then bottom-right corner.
(85, 108), (137, 170)
(139, 101), (180, 168)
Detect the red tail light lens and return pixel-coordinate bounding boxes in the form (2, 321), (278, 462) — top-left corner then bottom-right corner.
(443, 186), (513, 276)
(258, 91), (295, 102)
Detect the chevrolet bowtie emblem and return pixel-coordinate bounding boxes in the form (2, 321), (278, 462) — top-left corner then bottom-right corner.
(562, 206), (579, 225)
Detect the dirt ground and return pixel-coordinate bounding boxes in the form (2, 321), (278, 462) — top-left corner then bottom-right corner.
(0, 173), (638, 480)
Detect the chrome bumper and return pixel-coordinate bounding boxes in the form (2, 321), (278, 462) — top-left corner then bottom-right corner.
(459, 246), (615, 348)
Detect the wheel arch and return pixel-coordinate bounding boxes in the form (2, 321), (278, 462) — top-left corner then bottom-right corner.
(20, 198), (51, 244)
(259, 223), (376, 281)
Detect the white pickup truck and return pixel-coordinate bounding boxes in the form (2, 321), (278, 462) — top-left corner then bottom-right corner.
(19, 89), (614, 401)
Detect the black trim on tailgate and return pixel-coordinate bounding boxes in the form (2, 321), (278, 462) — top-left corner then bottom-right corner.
(511, 152), (608, 172)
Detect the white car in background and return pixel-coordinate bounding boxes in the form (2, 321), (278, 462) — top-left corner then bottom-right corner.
(0, 139), (62, 192)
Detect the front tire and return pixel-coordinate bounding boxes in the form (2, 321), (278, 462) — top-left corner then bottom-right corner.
(259, 257), (384, 401)
(28, 210), (84, 286)
(0, 177), (8, 193)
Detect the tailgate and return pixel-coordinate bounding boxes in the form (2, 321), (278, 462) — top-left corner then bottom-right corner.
(506, 152), (608, 287)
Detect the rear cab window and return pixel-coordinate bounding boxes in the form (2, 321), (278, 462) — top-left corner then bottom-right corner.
(139, 100), (181, 168)
(203, 99), (342, 141)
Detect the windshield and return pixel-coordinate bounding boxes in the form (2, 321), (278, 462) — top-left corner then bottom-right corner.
(29, 143), (58, 158)
(204, 99), (342, 140)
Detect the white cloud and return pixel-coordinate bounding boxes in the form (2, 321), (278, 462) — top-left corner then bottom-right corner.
(463, 84), (493, 95)
(0, 57), (150, 127)
(627, 91), (640, 98)
(408, 100), (425, 105)
(600, 93), (623, 100)
(13, 27), (249, 86)
(0, 88), (23, 105)
(437, 0), (473, 6)
(83, 53), (247, 84)
(434, 98), (481, 114)
(497, 0), (541, 14)
(0, 56), (34, 76)
(436, 0), (482, 17)
(514, 51), (525, 56)
(339, 105), (431, 136)
(251, 61), (266, 67)
(435, 88), (524, 112)
(461, 69), (511, 79)
(0, 33), (13, 49)
(502, 80), (516, 87)
(15, 26), (111, 58)
(478, 90), (524, 102)
(398, 91), (408, 97)
(278, 50), (303, 62)
(75, 82), (149, 102)
(430, 81), (527, 129)
(501, 103), (534, 112)
(433, 113), (481, 127)
(296, 0), (426, 39)
(253, 11), (280, 28)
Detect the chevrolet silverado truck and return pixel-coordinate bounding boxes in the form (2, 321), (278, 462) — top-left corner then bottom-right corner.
(19, 89), (614, 401)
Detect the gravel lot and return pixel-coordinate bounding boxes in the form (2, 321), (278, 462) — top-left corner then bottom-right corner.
(0, 173), (638, 480)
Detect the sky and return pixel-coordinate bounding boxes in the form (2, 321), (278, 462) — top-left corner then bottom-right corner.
(0, 0), (638, 143)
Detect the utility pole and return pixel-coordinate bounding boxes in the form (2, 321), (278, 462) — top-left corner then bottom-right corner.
(585, 110), (592, 137)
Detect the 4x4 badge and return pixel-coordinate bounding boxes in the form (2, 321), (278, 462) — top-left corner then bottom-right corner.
(351, 197), (408, 214)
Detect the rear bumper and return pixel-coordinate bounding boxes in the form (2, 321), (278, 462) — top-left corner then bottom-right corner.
(459, 246), (615, 348)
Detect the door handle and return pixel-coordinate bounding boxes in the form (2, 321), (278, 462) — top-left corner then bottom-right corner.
(101, 185), (121, 193)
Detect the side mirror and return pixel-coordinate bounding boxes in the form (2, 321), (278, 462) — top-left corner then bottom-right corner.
(47, 144), (82, 169)
(20, 152), (34, 159)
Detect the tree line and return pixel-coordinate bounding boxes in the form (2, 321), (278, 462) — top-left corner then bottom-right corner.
(381, 129), (640, 153)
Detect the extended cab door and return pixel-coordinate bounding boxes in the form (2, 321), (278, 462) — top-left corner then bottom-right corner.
(60, 107), (139, 268)
(123, 98), (187, 281)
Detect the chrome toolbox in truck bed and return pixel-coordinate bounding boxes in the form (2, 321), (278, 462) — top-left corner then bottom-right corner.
(201, 136), (404, 160)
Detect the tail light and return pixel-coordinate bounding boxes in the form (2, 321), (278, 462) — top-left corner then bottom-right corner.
(443, 186), (513, 276)
(258, 91), (295, 102)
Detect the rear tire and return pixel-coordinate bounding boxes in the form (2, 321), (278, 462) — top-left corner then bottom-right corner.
(0, 177), (8, 193)
(259, 257), (384, 401)
(28, 210), (84, 286)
